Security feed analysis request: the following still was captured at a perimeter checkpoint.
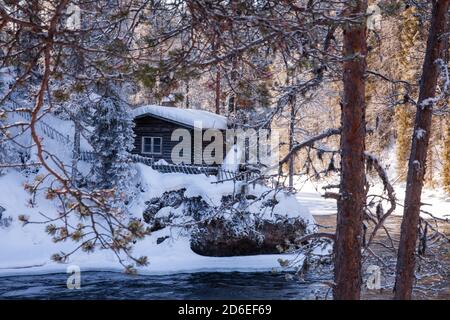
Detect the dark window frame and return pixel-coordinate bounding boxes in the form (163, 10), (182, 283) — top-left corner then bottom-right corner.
(141, 136), (163, 155)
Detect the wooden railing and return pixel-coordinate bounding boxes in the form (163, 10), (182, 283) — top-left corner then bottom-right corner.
(9, 101), (71, 145)
(131, 154), (219, 175)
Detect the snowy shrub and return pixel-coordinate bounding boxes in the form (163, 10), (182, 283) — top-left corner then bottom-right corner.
(0, 216), (12, 229)
(0, 206), (12, 228)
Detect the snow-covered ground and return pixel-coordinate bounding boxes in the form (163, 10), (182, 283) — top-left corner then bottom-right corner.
(0, 163), (314, 277)
(294, 179), (338, 216)
(294, 176), (450, 220)
(1, 163), (447, 277)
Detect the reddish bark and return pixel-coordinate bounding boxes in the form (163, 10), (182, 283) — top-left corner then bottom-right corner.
(215, 68), (221, 114)
(394, 0), (449, 300)
(333, 0), (368, 300)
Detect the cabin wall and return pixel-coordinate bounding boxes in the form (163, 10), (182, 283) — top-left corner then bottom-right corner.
(132, 115), (227, 165)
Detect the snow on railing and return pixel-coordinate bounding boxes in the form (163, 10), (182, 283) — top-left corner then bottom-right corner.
(130, 154), (261, 182)
(216, 167), (261, 183)
(130, 154), (220, 176)
(80, 152), (218, 176)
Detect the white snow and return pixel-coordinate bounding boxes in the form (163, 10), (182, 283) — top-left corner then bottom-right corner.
(0, 163), (314, 276)
(415, 128), (426, 140)
(294, 178), (338, 216)
(220, 144), (242, 173)
(0, 67), (15, 91)
(131, 105), (228, 130)
(2, 100), (448, 280)
(294, 175), (450, 220)
(134, 164), (314, 222)
(154, 159), (169, 165)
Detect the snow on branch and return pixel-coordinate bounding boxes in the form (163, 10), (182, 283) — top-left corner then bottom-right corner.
(279, 128), (341, 166)
(420, 59), (449, 110)
(363, 152), (397, 249)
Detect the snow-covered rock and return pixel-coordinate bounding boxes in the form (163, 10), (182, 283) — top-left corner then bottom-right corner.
(138, 166), (313, 257)
(191, 216), (309, 257)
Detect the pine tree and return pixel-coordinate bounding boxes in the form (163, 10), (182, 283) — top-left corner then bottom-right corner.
(443, 114), (450, 194)
(90, 84), (135, 199)
(0, 70), (19, 175)
(334, 0), (368, 300)
(395, 0), (449, 299)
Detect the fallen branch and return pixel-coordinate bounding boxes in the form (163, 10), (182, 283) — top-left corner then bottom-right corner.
(296, 232), (336, 243)
(364, 152), (397, 249)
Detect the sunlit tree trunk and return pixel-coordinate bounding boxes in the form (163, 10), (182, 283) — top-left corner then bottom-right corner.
(443, 115), (450, 194)
(288, 95), (295, 189)
(215, 68), (221, 114)
(394, 0), (449, 300)
(334, 0), (368, 300)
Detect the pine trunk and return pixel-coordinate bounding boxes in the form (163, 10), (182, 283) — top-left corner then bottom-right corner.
(288, 97), (295, 189)
(333, 0), (368, 300)
(215, 69), (221, 114)
(394, 0), (449, 300)
(443, 115), (450, 194)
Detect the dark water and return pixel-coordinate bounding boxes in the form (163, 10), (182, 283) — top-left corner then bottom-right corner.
(0, 272), (330, 300)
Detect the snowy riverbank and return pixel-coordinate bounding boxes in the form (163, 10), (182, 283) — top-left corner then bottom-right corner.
(294, 176), (450, 220)
(0, 164), (316, 277)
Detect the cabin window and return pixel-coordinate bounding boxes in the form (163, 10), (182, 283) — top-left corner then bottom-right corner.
(142, 137), (162, 154)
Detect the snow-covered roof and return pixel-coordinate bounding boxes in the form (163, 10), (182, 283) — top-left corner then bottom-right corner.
(131, 105), (228, 130)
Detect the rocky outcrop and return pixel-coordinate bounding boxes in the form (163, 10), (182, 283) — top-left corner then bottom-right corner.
(190, 216), (308, 257)
(142, 188), (211, 232)
(142, 189), (309, 257)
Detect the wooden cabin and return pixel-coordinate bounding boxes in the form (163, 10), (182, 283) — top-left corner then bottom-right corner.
(131, 105), (229, 166)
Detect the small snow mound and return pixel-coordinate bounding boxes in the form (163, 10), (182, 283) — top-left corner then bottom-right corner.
(154, 159), (169, 165)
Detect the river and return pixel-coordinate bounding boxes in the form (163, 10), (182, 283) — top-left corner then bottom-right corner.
(0, 271), (330, 300)
(0, 213), (447, 300)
